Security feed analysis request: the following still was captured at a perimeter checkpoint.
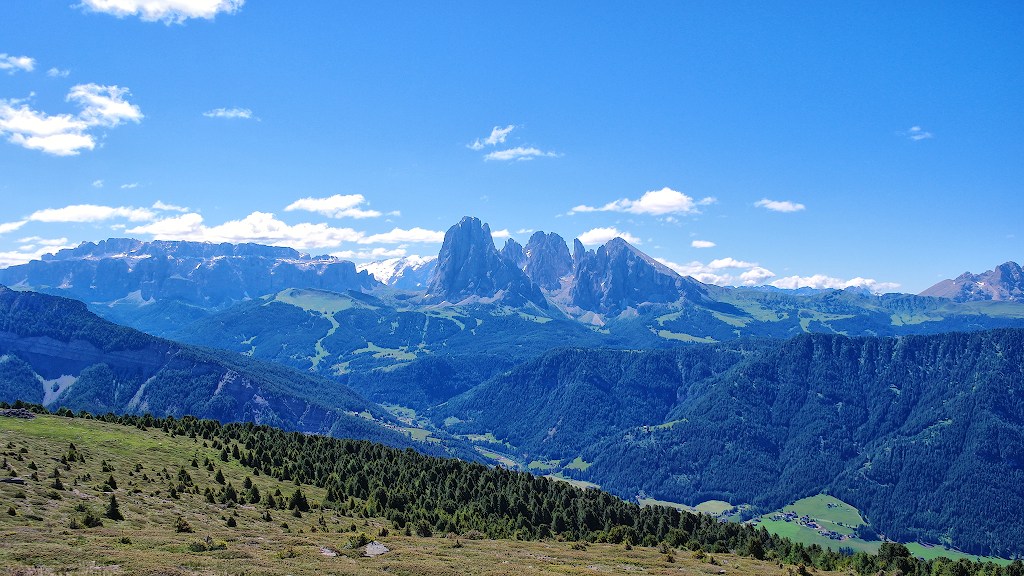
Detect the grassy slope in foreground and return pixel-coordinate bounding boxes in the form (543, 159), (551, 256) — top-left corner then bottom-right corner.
(1, 414), (820, 576)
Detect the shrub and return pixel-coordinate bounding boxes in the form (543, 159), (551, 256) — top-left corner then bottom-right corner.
(348, 532), (371, 548)
(82, 512), (103, 528)
(174, 516), (193, 533)
(277, 546), (298, 559)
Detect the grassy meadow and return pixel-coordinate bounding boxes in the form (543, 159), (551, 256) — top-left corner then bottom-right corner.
(0, 413), (835, 576)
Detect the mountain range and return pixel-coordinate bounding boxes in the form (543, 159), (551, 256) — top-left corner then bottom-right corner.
(1, 215), (1023, 557)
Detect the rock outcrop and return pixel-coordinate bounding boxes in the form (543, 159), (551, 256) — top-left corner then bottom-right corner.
(425, 217), (546, 308)
(920, 261), (1024, 303)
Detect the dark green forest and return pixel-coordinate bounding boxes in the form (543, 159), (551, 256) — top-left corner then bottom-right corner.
(434, 329), (1024, 557)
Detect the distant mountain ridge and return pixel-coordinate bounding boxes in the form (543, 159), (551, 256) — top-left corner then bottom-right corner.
(0, 237), (378, 308)
(921, 261), (1024, 303)
(357, 255), (436, 289)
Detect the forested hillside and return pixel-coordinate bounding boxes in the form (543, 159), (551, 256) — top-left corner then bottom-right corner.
(433, 329), (1024, 558)
(0, 285), (469, 459)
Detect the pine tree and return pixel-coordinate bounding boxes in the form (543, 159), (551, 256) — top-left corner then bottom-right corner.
(105, 494), (124, 521)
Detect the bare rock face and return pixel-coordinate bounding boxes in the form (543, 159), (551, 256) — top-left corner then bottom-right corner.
(523, 232), (573, 291)
(426, 217), (546, 308)
(568, 237), (708, 315)
(920, 261), (1024, 303)
(0, 238), (378, 308)
(499, 238), (527, 269)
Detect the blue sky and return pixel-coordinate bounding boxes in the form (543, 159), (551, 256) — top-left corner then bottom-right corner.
(0, 1), (1021, 293)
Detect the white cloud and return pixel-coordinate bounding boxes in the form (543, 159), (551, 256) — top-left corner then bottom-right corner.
(771, 274), (900, 294)
(284, 194), (381, 219)
(708, 257), (757, 269)
(331, 247), (407, 260)
(203, 107), (253, 119)
(691, 240), (715, 248)
(0, 243), (75, 269)
(125, 211), (366, 250)
(484, 146), (559, 161)
(47, 68), (70, 78)
(153, 200), (189, 212)
(906, 126), (933, 141)
(655, 257), (775, 287)
(0, 221), (27, 235)
(516, 228), (533, 234)
(360, 227), (445, 244)
(0, 54), (34, 74)
(16, 236), (68, 246)
(121, 182), (138, 189)
(123, 210), (445, 249)
(92, 180), (103, 187)
(577, 227), (641, 246)
(78, 0), (244, 23)
(28, 204), (155, 223)
(755, 198), (805, 212)
(572, 188), (715, 216)
(0, 84), (142, 156)
(468, 125), (514, 150)
(491, 229), (511, 239)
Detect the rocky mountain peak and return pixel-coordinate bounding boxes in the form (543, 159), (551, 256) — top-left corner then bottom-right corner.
(425, 217), (546, 308)
(523, 232), (573, 290)
(568, 236), (707, 315)
(920, 261), (1024, 303)
(499, 238), (527, 269)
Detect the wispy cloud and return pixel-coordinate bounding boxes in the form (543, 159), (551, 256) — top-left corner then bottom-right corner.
(203, 107), (253, 119)
(0, 221), (27, 235)
(572, 188), (715, 216)
(92, 180), (103, 187)
(331, 247), (408, 260)
(0, 243), (75, 269)
(771, 274), (900, 293)
(121, 182), (138, 189)
(0, 54), (34, 74)
(47, 68), (70, 78)
(484, 146), (559, 161)
(28, 204), (155, 223)
(754, 198), (805, 212)
(78, 0), (244, 23)
(691, 240), (715, 248)
(284, 194), (382, 219)
(0, 84), (142, 156)
(153, 200), (189, 212)
(468, 125), (514, 150)
(577, 227), (641, 246)
(655, 257), (775, 287)
(360, 227), (444, 244)
(516, 228), (533, 234)
(905, 126), (933, 141)
(16, 236), (69, 246)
